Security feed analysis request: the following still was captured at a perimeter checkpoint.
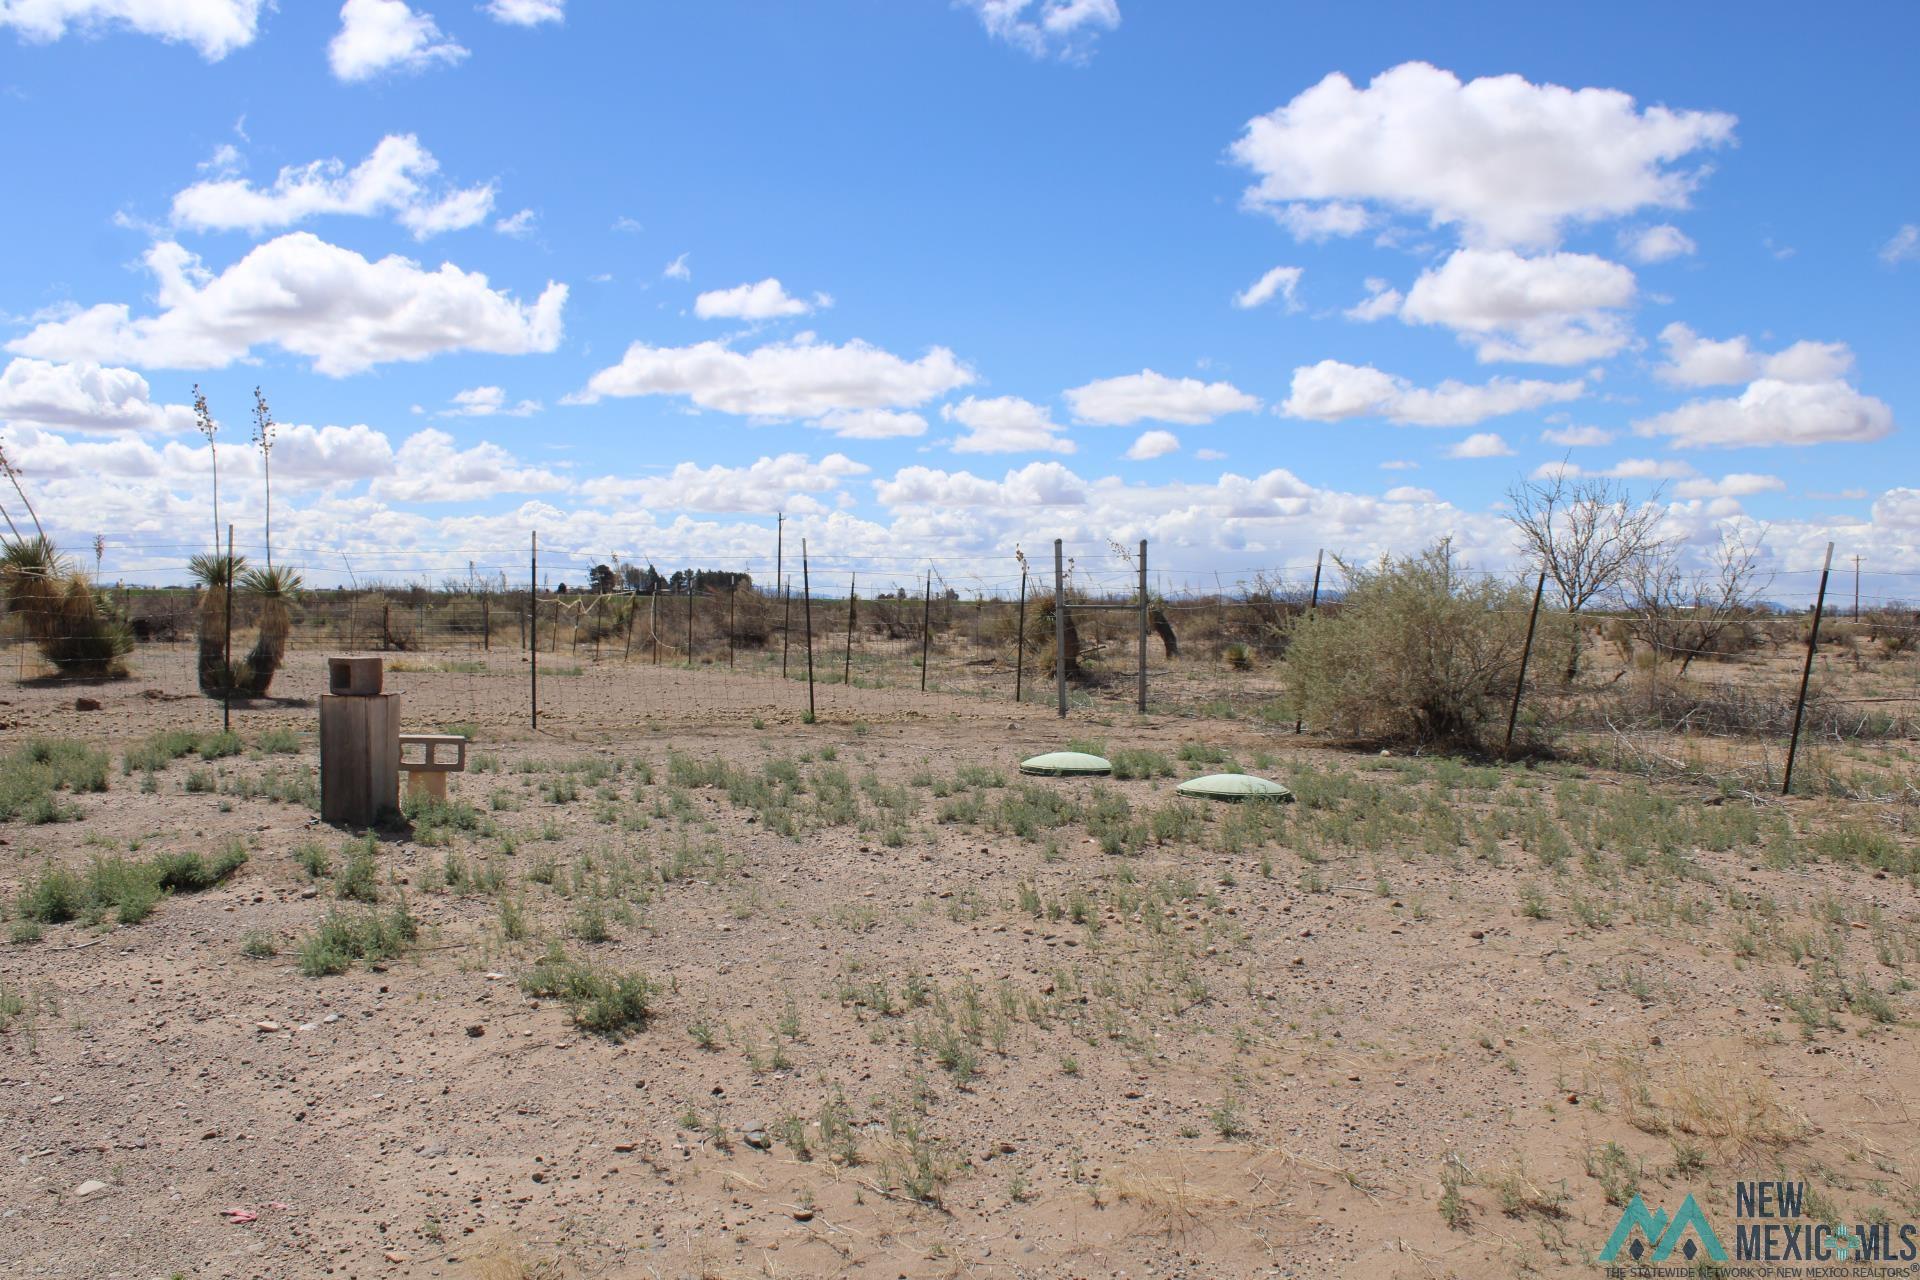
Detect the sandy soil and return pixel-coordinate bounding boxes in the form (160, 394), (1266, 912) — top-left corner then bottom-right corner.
(2, 651), (1918, 1280)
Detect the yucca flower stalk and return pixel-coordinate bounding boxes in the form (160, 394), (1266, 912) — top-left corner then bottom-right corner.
(252, 387), (276, 573)
(0, 439), (45, 541)
(194, 385), (219, 556)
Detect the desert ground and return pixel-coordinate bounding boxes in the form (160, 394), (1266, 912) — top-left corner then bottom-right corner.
(2, 647), (1918, 1280)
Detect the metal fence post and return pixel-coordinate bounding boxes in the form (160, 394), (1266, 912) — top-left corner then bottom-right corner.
(920, 568), (932, 692)
(1136, 538), (1148, 715)
(1013, 568), (1028, 705)
(1295, 548), (1323, 735)
(1783, 542), (1836, 796)
(1053, 538), (1067, 719)
(529, 531), (538, 732)
(843, 572), (856, 686)
(222, 524), (233, 733)
(1503, 570), (1547, 759)
(802, 541), (815, 719)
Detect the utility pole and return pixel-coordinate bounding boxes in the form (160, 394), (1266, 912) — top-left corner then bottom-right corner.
(1851, 554), (1862, 619)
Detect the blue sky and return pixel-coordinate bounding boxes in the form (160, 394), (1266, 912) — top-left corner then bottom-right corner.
(0, 0), (1915, 595)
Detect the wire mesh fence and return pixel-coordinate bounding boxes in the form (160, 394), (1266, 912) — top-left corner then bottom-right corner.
(5, 537), (1918, 796)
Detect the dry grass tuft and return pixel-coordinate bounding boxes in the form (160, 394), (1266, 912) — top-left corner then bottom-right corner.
(1616, 1055), (1808, 1159)
(1100, 1162), (1246, 1236)
(457, 1232), (566, 1280)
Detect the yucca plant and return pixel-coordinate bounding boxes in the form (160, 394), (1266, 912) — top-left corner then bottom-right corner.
(190, 550), (250, 695)
(1, 535), (131, 677)
(238, 565), (302, 695)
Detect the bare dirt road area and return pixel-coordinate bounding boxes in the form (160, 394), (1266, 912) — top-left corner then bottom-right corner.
(3, 653), (1917, 1279)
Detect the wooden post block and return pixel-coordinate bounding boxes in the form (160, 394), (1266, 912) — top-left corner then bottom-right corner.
(328, 656), (384, 696)
(320, 692), (400, 827)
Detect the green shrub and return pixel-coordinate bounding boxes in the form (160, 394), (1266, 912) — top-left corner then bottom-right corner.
(123, 729), (205, 773)
(297, 904), (417, 976)
(0, 739), (109, 822)
(334, 836), (380, 901)
(16, 842), (246, 927)
(520, 943), (654, 1037)
(196, 731), (243, 761)
(255, 726), (301, 755)
(1283, 542), (1544, 752)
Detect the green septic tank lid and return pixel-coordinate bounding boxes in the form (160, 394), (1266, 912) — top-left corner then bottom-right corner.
(1175, 773), (1295, 802)
(1018, 751), (1113, 777)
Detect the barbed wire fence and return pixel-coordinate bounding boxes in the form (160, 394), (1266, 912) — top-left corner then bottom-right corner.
(4, 533), (1917, 796)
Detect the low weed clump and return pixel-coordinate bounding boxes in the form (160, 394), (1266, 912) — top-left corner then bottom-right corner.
(0, 739), (108, 822)
(520, 943), (655, 1037)
(333, 835), (381, 901)
(255, 726), (302, 754)
(14, 840), (248, 926)
(297, 904), (418, 976)
(123, 729), (206, 773)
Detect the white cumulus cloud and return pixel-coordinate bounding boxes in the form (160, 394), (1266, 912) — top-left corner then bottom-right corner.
(0, 0), (263, 59)
(329, 0), (466, 82)
(1635, 380), (1896, 449)
(572, 335), (975, 422)
(443, 385), (539, 417)
(1880, 225), (1919, 265)
(1232, 266), (1303, 311)
(1124, 429), (1179, 460)
(959, 0), (1119, 60)
(1344, 277), (1402, 321)
(7, 232), (567, 376)
(484, 0), (560, 24)
(0, 357), (194, 433)
(693, 278), (826, 321)
(812, 409), (927, 440)
(1654, 322), (1855, 387)
(876, 461), (1088, 509)
(1541, 424), (1614, 447)
(1399, 248), (1637, 364)
(170, 134), (494, 240)
(581, 453), (866, 515)
(1065, 370), (1259, 426)
(1621, 223), (1696, 263)
(941, 396), (1074, 455)
(1230, 61), (1735, 250)
(1281, 359), (1584, 427)
(370, 428), (568, 503)
(1447, 432), (1514, 459)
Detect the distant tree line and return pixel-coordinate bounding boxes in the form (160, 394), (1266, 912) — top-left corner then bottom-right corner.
(569, 564), (753, 596)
